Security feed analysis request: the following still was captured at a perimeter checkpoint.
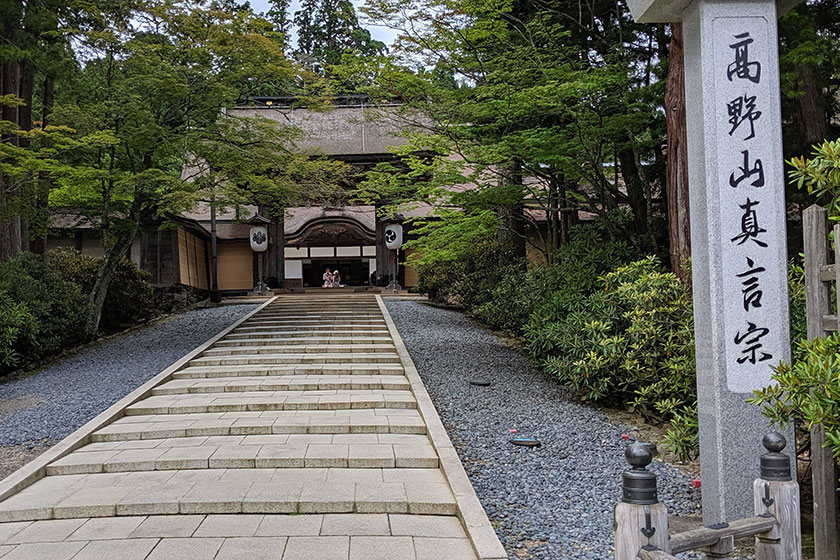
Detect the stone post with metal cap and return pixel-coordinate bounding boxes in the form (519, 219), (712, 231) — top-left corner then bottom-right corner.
(614, 443), (669, 559)
(753, 432), (802, 560)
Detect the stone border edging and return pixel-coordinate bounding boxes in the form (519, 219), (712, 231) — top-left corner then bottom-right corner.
(0, 297), (277, 503)
(375, 295), (507, 560)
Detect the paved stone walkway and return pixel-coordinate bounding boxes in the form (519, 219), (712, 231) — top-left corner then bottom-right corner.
(0, 295), (504, 560)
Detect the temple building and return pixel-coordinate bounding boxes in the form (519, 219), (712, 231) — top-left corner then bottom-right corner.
(49, 99), (423, 293)
(47, 98), (569, 294)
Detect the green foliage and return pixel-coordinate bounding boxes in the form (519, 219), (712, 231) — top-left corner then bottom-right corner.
(522, 227), (635, 355)
(46, 248), (155, 330)
(532, 257), (695, 424)
(789, 139), (840, 218)
(662, 405), (700, 462)
(788, 259), (808, 350)
(750, 333), (840, 458)
(416, 239), (521, 308)
(475, 227), (633, 333)
(473, 266), (566, 333)
(0, 252), (89, 376)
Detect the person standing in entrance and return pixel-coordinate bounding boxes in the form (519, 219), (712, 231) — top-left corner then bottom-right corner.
(322, 268), (333, 288)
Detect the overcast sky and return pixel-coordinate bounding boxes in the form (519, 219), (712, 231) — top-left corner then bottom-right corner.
(247, 0), (400, 47)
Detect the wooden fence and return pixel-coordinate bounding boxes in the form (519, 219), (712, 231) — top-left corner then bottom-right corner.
(614, 434), (801, 559)
(802, 204), (840, 560)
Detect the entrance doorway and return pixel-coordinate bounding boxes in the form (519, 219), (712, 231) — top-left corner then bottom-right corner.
(303, 259), (371, 287)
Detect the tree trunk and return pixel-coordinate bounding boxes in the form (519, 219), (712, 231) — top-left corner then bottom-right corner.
(83, 228), (138, 340)
(31, 73), (54, 255)
(0, 59), (22, 260)
(618, 144), (649, 239)
(665, 22), (691, 284)
(497, 162), (526, 260)
(795, 62), (829, 150)
(17, 60), (34, 252)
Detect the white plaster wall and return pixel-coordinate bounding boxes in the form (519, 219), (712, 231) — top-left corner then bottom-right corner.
(285, 260), (303, 279)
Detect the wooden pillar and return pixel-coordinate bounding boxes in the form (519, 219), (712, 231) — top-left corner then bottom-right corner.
(753, 433), (802, 560)
(614, 444), (670, 559)
(802, 204), (840, 560)
(265, 213), (285, 288)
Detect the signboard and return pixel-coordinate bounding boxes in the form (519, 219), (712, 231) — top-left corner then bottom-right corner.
(713, 18), (789, 393)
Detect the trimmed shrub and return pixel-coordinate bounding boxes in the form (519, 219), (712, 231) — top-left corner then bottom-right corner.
(0, 252), (89, 375)
(528, 257), (696, 421)
(416, 240), (522, 308)
(46, 248), (155, 330)
(475, 227), (635, 334)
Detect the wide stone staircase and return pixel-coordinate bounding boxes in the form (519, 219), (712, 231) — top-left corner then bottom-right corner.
(0, 295), (502, 560)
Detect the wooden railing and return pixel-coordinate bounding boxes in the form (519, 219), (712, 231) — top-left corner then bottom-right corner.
(802, 204), (840, 560)
(614, 433), (801, 560)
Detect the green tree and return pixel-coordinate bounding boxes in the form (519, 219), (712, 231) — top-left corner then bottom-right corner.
(294, 0), (385, 70)
(353, 0), (668, 264)
(43, 2), (341, 338)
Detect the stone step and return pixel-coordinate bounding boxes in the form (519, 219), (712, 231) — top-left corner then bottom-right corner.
(94, 410), (426, 441)
(244, 315), (385, 326)
(201, 344), (396, 357)
(189, 353), (402, 367)
(86, 433), (430, 448)
(247, 318), (385, 324)
(215, 336), (394, 347)
(234, 325), (388, 333)
(0, 513), (477, 559)
(173, 364), (405, 378)
(46, 441), (440, 475)
(0, 474), (456, 521)
(124, 391), (417, 415)
(84, 432), (432, 451)
(236, 323), (387, 331)
(252, 311), (383, 317)
(153, 375), (411, 395)
(224, 330), (391, 339)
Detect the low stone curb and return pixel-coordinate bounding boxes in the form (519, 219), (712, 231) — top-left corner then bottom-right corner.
(0, 297), (277, 503)
(375, 296), (508, 560)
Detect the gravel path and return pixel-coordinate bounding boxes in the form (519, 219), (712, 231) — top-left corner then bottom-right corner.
(0, 304), (257, 449)
(386, 300), (701, 560)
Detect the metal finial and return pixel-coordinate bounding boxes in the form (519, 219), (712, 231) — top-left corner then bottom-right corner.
(760, 432), (791, 482)
(763, 432), (786, 453)
(622, 443), (658, 505)
(626, 443), (653, 469)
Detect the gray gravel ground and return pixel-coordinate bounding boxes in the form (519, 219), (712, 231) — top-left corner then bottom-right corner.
(0, 304), (257, 448)
(386, 300), (702, 560)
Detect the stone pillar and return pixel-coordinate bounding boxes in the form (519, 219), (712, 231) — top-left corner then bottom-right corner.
(626, 0), (800, 523)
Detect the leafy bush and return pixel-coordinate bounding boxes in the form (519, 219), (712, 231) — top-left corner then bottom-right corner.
(416, 239), (522, 308)
(47, 248), (155, 329)
(0, 252), (89, 375)
(529, 257), (696, 424)
(474, 227), (634, 333)
(751, 332), (840, 458)
(473, 266), (564, 332)
(788, 259), (807, 350)
(662, 405), (699, 461)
